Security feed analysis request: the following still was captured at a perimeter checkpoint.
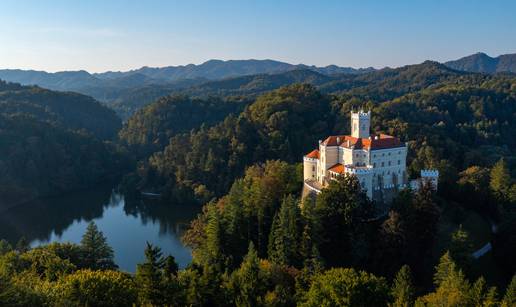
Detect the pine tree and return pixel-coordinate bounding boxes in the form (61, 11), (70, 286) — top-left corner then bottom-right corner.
(501, 274), (516, 307)
(490, 158), (512, 202)
(80, 221), (117, 270)
(449, 225), (473, 274)
(204, 204), (224, 269)
(433, 252), (457, 287)
(390, 265), (414, 307)
(135, 242), (166, 305)
(267, 195), (300, 266)
(267, 212), (282, 262)
(422, 251), (471, 306)
(164, 255), (179, 278)
(471, 277), (487, 305)
(233, 242), (263, 307)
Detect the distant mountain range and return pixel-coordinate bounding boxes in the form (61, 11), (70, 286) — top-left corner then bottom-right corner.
(0, 53), (514, 120)
(445, 52), (516, 74)
(0, 59), (374, 93)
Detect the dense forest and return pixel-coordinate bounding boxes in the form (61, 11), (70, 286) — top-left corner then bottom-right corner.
(1, 58), (515, 305)
(128, 62), (515, 205)
(0, 167), (514, 306)
(0, 80), (129, 208)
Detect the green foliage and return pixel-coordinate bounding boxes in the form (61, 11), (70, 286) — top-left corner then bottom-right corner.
(0, 240), (12, 256)
(502, 274), (516, 307)
(135, 242), (182, 306)
(448, 225), (474, 274)
(315, 175), (374, 267)
(419, 251), (501, 306)
(267, 195), (301, 266)
(490, 158), (513, 204)
(184, 160), (303, 267)
(54, 269), (137, 307)
(119, 95), (248, 156)
(15, 237), (30, 254)
(390, 265), (414, 307)
(80, 222), (117, 270)
(0, 114), (128, 208)
(139, 84), (330, 203)
(230, 242), (265, 307)
(301, 268), (390, 307)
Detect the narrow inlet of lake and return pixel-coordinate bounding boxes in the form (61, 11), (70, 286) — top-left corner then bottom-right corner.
(0, 186), (202, 272)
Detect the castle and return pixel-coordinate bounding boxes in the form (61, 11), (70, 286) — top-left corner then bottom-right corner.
(303, 111), (438, 201)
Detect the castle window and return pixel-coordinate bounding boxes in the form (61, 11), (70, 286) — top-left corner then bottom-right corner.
(373, 163), (376, 167)
(388, 161), (391, 166)
(398, 160), (400, 165)
(381, 162), (384, 167)
(398, 151), (401, 155)
(373, 154), (376, 158)
(388, 152), (391, 156)
(312, 166), (315, 171)
(382, 153), (385, 156)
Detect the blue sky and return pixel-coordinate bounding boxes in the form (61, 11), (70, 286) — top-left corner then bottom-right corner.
(1, 0), (515, 72)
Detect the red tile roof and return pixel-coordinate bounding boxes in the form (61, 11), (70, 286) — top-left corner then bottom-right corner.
(305, 149), (319, 159)
(321, 134), (403, 150)
(328, 163), (345, 174)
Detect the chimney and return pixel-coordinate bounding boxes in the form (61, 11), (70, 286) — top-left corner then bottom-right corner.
(336, 137), (340, 144)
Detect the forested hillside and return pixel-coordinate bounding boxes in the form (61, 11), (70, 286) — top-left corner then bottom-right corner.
(124, 61), (515, 205)
(1, 59), (515, 305)
(0, 81), (121, 139)
(445, 52), (516, 74)
(0, 80), (128, 208)
(118, 95), (249, 156)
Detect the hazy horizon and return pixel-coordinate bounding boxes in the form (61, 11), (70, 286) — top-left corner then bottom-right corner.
(1, 0), (515, 73)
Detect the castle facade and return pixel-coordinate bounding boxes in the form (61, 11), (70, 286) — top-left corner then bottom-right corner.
(303, 111), (437, 200)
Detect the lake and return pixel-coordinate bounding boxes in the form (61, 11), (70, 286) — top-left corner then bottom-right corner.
(0, 185), (202, 272)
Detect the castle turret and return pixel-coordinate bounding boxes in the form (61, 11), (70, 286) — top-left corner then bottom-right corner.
(421, 169), (439, 189)
(351, 110), (371, 138)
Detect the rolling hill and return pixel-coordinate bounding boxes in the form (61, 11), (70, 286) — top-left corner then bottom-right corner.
(445, 52), (516, 74)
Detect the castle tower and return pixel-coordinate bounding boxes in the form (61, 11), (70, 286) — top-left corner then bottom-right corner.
(351, 110), (371, 138)
(421, 169), (439, 189)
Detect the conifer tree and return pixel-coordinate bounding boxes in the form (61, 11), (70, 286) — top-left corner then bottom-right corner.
(135, 242), (166, 305)
(490, 158), (512, 201)
(501, 274), (516, 307)
(204, 204), (224, 269)
(233, 242), (263, 307)
(422, 252), (471, 306)
(469, 276), (499, 306)
(390, 265), (414, 307)
(433, 252), (457, 287)
(449, 225), (473, 274)
(80, 221), (117, 270)
(267, 195), (301, 266)
(267, 212), (281, 262)
(164, 255), (179, 278)
(315, 175), (373, 267)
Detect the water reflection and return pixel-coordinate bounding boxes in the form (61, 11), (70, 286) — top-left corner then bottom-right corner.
(0, 186), (201, 272)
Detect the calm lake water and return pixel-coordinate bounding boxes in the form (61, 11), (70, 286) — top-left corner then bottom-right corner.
(0, 186), (202, 272)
